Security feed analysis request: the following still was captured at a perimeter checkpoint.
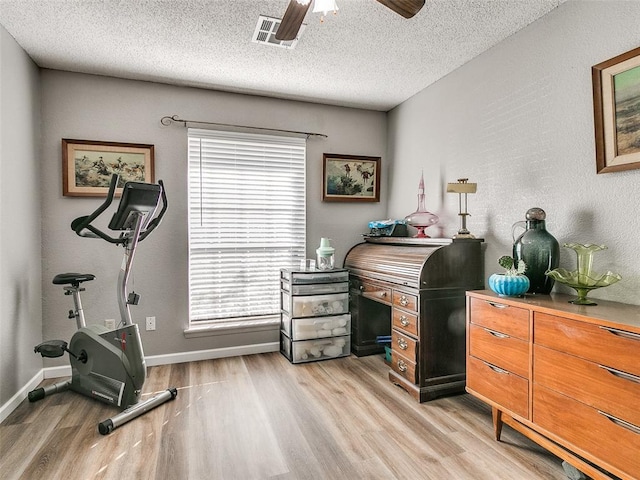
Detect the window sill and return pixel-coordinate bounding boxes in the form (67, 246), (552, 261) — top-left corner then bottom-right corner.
(184, 316), (280, 338)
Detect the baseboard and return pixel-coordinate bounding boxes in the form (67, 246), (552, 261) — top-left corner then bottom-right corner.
(144, 341), (279, 366)
(1, 342), (279, 424)
(0, 370), (43, 424)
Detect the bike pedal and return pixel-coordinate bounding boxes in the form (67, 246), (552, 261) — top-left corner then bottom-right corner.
(34, 340), (68, 358)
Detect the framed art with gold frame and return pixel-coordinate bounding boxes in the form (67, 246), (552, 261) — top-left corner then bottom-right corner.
(592, 46), (640, 173)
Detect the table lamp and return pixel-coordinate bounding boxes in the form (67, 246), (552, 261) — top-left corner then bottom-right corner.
(446, 178), (477, 239)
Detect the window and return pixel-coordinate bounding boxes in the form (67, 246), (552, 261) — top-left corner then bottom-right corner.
(188, 129), (306, 327)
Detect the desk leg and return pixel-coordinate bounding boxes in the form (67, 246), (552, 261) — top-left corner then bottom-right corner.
(492, 407), (503, 441)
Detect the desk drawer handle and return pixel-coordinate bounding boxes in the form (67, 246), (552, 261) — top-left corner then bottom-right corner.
(379, 291), (387, 298)
(599, 326), (640, 341)
(599, 365), (640, 385)
(400, 316), (410, 327)
(598, 411), (640, 435)
(487, 301), (509, 309)
(487, 302), (509, 309)
(485, 362), (509, 375)
(397, 359), (408, 372)
(399, 295), (409, 307)
(397, 338), (408, 350)
(485, 328), (510, 339)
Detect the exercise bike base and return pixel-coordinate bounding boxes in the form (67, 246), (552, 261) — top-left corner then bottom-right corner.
(28, 379), (71, 402)
(98, 387), (178, 435)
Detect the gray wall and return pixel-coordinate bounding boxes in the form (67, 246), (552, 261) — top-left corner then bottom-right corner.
(387, 0), (640, 305)
(0, 25), (42, 406)
(40, 71), (387, 364)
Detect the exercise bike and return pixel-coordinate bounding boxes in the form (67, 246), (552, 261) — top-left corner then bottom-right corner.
(29, 174), (177, 435)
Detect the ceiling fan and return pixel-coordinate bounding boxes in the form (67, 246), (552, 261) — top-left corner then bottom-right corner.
(275, 0), (426, 41)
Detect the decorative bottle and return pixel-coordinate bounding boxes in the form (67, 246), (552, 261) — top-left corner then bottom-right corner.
(316, 238), (335, 271)
(512, 207), (559, 294)
(404, 172), (439, 238)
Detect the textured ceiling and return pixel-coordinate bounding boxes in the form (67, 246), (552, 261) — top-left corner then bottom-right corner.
(0, 0), (564, 111)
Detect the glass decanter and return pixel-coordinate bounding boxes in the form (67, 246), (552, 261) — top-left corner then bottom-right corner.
(404, 172), (438, 238)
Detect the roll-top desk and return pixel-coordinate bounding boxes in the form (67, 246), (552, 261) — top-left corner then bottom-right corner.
(344, 238), (484, 402)
(466, 290), (640, 480)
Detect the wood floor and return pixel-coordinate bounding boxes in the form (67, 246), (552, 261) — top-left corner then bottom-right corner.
(1, 352), (567, 480)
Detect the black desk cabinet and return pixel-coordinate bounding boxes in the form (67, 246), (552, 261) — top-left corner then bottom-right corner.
(344, 238), (484, 402)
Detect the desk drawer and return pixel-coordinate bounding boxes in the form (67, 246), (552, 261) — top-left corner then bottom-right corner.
(534, 385), (640, 479)
(467, 355), (528, 419)
(360, 280), (392, 304)
(534, 312), (640, 377)
(393, 291), (418, 312)
(392, 308), (418, 337)
(534, 344), (640, 427)
(392, 330), (417, 363)
(469, 297), (529, 340)
(391, 350), (417, 384)
(469, 324), (528, 378)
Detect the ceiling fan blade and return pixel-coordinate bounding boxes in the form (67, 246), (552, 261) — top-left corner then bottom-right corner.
(375, 0), (425, 19)
(275, 1), (312, 41)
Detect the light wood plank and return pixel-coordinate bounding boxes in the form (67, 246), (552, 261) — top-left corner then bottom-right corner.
(0, 353), (566, 479)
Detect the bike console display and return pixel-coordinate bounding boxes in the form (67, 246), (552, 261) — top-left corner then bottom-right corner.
(108, 181), (161, 231)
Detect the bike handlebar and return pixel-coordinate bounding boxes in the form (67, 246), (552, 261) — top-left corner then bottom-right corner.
(71, 174), (167, 244)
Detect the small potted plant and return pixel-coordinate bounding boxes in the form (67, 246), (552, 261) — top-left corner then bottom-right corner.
(488, 256), (530, 296)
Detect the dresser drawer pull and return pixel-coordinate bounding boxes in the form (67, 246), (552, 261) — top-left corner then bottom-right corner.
(399, 295), (409, 307)
(400, 316), (410, 327)
(484, 327), (510, 339)
(598, 411), (640, 435)
(397, 359), (408, 372)
(599, 326), (640, 341)
(599, 365), (640, 384)
(485, 362), (509, 375)
(487, 302), (508, 309)
(379, 291), (387, 298)
(397, 338), (408, 350)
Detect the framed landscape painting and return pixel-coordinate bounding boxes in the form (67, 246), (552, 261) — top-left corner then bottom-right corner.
(322, 154), (380, 202)
(62, 139), (155, 196)
(592, 46), (640, 173)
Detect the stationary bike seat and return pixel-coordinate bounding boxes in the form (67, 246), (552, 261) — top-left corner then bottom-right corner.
(52, 273), (96, 285)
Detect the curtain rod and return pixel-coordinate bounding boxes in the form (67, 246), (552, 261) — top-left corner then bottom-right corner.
(160, 115), (328, 139)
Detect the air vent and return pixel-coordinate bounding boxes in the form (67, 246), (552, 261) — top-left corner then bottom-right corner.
(252, 15), (305, 49)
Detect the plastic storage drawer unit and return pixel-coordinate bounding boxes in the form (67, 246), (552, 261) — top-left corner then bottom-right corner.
(280, 268), (352, 364)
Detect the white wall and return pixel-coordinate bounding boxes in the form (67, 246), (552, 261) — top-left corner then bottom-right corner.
(0, 25), (42, 406)
(387, 0), (640, 305)
(40, 71), (387, 362)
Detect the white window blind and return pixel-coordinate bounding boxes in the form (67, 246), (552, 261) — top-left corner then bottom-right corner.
(188, 128), (306, 324)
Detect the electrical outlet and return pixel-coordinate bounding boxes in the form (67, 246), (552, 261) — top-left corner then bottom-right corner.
(105, 319), (116, 330)
(146, 316), (156, 331)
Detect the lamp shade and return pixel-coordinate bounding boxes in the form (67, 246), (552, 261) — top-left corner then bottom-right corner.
(446, 179), (477, 194)
(313, 0), (339, 14)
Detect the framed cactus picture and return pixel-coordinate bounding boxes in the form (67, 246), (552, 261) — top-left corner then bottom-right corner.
(322, 153), (380, 202)
(592, 46), (640, 173)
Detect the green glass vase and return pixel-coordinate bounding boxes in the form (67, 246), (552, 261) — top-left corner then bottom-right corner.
(512, 208), (559, 295)
(545, 243), (621, 305)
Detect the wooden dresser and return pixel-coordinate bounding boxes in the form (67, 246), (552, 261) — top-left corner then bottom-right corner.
(344, 238), (484, 402)
(466, 290), (640, 480)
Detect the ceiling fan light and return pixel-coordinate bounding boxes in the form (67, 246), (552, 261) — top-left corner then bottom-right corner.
(312, 0), (339, 15)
